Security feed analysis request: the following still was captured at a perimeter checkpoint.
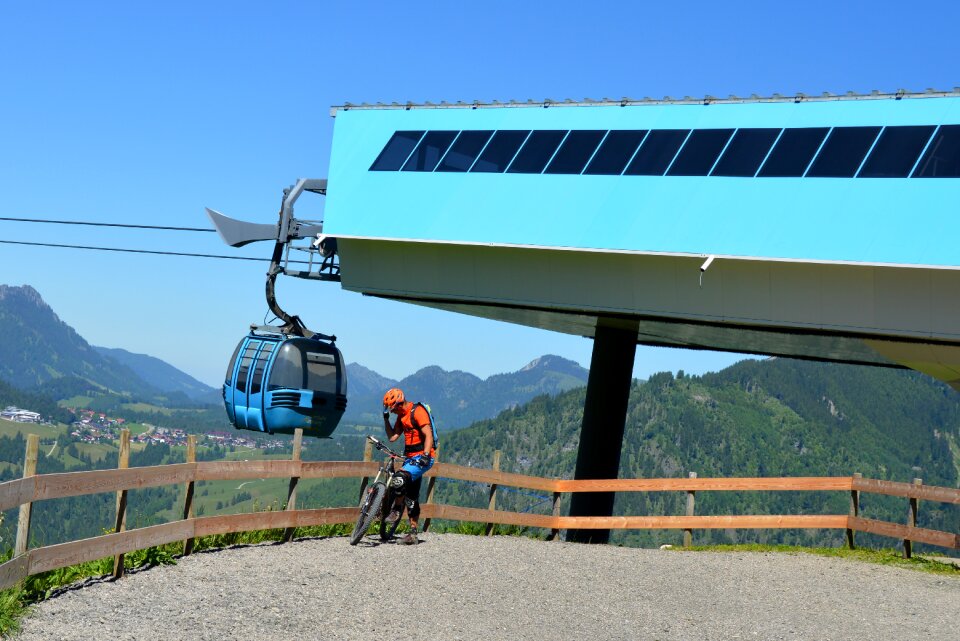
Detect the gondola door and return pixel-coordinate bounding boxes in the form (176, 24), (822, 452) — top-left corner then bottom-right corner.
(246, 340), (276, 432)
(232, 338), (262, 431)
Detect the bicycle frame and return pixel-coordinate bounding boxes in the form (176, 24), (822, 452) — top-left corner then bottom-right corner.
(369, 452), (399, 487)
(350, 436), (406, 545)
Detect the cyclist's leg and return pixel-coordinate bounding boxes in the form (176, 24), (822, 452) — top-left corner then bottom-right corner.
(400, 457), (433, 530)
(406, 476), (424, 524)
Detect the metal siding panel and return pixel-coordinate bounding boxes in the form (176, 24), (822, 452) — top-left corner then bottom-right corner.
(629, 256), (685, 317)
(338, 239), (958, 343)
(819, 266), (876, 330)
(873, 267), (932, 335)
(718, 260), (773, 323)
(769, 264), (824, 326)
(929, 270), (960, 338)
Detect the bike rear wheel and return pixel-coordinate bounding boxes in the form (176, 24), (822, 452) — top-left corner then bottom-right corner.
(350, 482), (386, 545)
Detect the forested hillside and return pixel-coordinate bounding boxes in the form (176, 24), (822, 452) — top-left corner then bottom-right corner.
(93, 346), (219, 404)
(436, 358), (960, 551)
(2, 356), (958, 555)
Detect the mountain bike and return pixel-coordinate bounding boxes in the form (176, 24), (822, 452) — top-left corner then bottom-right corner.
(349, 436), (407, 545)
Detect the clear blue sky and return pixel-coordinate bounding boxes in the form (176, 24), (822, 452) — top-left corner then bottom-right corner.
(1, 1), (957, 386)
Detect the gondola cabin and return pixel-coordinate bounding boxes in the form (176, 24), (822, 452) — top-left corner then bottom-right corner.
(223, 330), (348, 438)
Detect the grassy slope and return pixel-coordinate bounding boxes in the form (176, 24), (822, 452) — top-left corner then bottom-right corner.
(0, 419), (61, 440)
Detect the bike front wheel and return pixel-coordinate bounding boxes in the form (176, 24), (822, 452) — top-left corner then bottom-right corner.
(350, 482), (386, 545)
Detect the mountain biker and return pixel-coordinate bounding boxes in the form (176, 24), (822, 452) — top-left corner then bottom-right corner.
(382, 387), (436, 545)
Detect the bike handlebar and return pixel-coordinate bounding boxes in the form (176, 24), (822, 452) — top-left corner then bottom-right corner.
(367, 435), (403, 459)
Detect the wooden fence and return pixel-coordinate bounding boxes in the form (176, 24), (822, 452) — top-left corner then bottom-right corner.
(0, 430), (957, 591)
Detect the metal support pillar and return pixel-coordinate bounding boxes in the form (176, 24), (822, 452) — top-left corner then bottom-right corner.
(566, 321), (638, 544)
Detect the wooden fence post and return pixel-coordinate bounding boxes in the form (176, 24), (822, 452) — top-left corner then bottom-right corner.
(112, 429), (130, 579)
(357, 438), (373, 503)
(683, 472), (697, 547)
(282, 429), (303, 543)
(485, 450), (501, 536)
(182, 435), (197, 556)
(14, 434), (40, 557)
(548, 492), (562, 541)
(847, 472), (861, 549)
(904, 477), (921, 559)
(422, 450), (439, 533)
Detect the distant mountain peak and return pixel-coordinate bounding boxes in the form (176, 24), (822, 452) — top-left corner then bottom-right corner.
(0, 283), (159, 398)
(345, 362), (399, 401)
(0, 284), (50, 308)
(521, 354), (582, 372)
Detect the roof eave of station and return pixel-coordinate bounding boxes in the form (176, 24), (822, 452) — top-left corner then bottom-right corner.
(330, 88), (960, 117)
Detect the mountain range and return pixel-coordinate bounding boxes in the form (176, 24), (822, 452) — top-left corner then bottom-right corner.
(345, 354), (588, 430)
(0, 285), (217, 407)
(0, 284), (589, 430)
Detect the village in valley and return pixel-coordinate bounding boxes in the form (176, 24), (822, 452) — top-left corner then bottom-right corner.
(2, 405), (290, 451)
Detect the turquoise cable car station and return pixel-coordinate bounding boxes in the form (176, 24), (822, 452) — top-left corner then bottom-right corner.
(216, 90), (960, 542)
(325, 90), (960, 387)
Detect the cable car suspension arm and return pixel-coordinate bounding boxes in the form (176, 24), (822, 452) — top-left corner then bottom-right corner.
(206, 177), (340, 340)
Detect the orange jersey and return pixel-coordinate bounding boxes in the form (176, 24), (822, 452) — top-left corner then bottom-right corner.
(397, 402), (435, 457)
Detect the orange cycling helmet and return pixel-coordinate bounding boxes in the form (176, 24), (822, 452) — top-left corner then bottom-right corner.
(382, 388), (405, 409)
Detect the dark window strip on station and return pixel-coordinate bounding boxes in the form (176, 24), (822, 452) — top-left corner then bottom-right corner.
(370, 126), (960, 177)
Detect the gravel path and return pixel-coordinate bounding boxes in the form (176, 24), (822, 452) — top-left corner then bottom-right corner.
(14, 534), (960, 641)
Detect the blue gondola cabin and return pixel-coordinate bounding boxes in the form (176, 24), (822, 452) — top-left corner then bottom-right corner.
(223, 329), (348, 438)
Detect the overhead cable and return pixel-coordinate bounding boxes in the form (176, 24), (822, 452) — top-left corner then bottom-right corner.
(0, 239), (314, 264)
(0, 216), (216, 233)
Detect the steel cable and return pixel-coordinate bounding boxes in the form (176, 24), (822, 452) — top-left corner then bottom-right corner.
(0, 239), (315, 264)
(0, 216), (216, 233)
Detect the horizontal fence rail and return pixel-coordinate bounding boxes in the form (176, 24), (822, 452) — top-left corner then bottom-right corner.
(851, 477), (960, 504)
(551, 477), (857, 493)
(0, 430), (956, 592)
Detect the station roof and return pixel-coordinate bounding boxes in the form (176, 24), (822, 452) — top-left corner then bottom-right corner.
(330, 88), (960, 116)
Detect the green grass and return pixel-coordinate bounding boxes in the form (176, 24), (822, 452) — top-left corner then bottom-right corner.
(0, 583), (27, 637)
(0, 420), (64, 440)
(58, 396), (93, 408)
(190, 477), (291, 517)
(124, 423), (152, 437)
(220, 448), (285, 461)
(120, 402), (172, 415)
(74, 442), (112, 463)
(677, 543), (960, 576)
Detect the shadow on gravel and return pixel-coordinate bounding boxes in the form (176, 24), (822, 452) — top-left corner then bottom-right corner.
(351, 535), (430, 548)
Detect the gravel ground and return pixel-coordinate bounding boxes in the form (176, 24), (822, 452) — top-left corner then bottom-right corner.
(13, 533), (960, 641)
